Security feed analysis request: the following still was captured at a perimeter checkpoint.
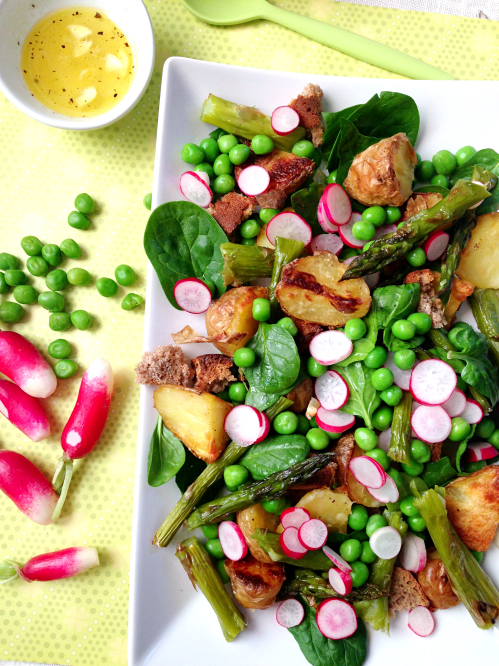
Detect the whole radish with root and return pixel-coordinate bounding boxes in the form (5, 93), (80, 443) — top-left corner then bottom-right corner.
(52, 359), (114, 520)
(0, 547), (99, 584)
(0, 379), (51, 442)
(0, 331), (57, 398)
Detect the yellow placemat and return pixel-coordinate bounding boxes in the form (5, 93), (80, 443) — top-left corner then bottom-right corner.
(0, 1), (497, 665)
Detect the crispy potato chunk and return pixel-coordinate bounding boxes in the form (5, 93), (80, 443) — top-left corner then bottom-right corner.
(225, 555), (285, 609)
(205, 286), (267, 357)
(344, 133), (417, 207)
(255, 222), (274, 249)
(296, 487), (352, 534)
(286, 378), (314, 414)
(417, 551), (460, 610)
(443, 277), (475, 329)
(446, 465), (499, 551)
(276, 252), (371, 327)
(153, 384), (231, 463)
(237, 504), (280, 564)
(335, 434), (382, 508)
(457, 213), (499, 288)
(402, 192), (443, 222)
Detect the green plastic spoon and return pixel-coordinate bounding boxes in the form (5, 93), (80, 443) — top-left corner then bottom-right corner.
(181, 0), (454, 80)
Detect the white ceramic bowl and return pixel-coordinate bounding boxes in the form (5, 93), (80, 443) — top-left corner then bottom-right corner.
(0, 0), (155, 130)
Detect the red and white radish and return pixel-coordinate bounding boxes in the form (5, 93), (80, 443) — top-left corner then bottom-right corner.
(237, 165), (270, 196)
(338, 213), (365, 249)
(399, 534), (427, 574)
(280, 526), (308, 559)
(321, 184), (352, 227)
(384, 353), (412, 391)
(364, 272), (380, 291)
(255, 412), (270, 444)
(411, 405), (452, 443)
(218, 520), (247, 561)
(276, 599), (304, 628)
(266, 211), (312, 247)
(0, 450), (58, 525)
(316, 408), (355, 433)
(310, 331), (353, 366)
(174, 278), (212, 314)
(0, 331), (57, 399)
(423, 231), (449, 261)
(179, 171), (213, 208)
(196, 171), (210, 187)
(224, 405), (263, 447)
(310, 233), (343, 255)
(322, 546), (352, 573)
(408, 606), (435, 637)
(374, 223), (398, 240)
(465, 442), (498, 462)
(441, 388), (466, 417)
(316, 599), (357, 640)
(298, 518), (328, 550)
(367, 474), (399, 504)
(409, 359), (456, 406)
(342, 255), (356, 266)
(281, 506), (310, 530)
(461, 398), (483, 424)
(349, 456), (387, 489)
(19, 547), (99, 582)
(377, 428), (391, 453)
(0, 379), (50, 442)
(317, 201), (339, 234)
(314, 371), (350, 411)
(369, 526), (402, 559)
(271, 106), (300, 135)
(328, 567), (353, 596)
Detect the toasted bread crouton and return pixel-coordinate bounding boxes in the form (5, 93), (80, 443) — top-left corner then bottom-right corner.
(334, 433), (355, 487)
(135, 345), (194, 386)
(446, 465), (499, 551)
(402, 192), (443, 222)
(225, 555), (285, 609)
(290, 316), (325, 354)
(443, 277), (475, 329)
(389, 567), (429, 617)
(207, 191), (256, 234)
(405, 268), (447, 329)
(285, 461), (338, 503)
(289, 83), (325, 147)
(192, 354), (236, 393)
(430, 441), (443, 462)
(286, 378), (314, 413)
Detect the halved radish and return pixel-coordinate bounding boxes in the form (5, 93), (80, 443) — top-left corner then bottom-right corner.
(318, 201), (339, 233)
(461, 398), (483, 424)
(237, 165), (270, 196)
(374, 223), (398, 240)
(196, 171), (210, 186)
(174, 278), (212, 314)
(408, 606), (435, 637)
(385, 353), (413, 391)
(255, 412), (270, 444)
(321, 184), (352, 226)
(316, 408), (355, 433)
(369, 526), (402, 559)
(342, 256), (356, 266)
(271, 106), (300, 135)
(281, 506), (310, 530)
(328, 567), (353, 596)
(411, 405), (452, 443)
(364, 272), (380, 291)
(423, 231), (449, 261)
(310, 331), (353, 366)
(218, 520), (247, 561)
(311, 233), (343, 255)
(441, 388), (466, 417)
(338, 213), (365, 249)
(349, 456), (387, 489)
(298, 519), (328, 550)
(410, 359), (457, 406)
(280, 526), (308, 559)
(465, 442), (498, 462)
(367, 474), (399, 504)
(179, 171), (212, 208)
(323, 546), (352, 573)
(266, 211), (312, 247)
(399, 533), (427, 574)
(224, 405), (264, 447)
(314, 371), (350, 411)
(316, 599), (357, 640)
(276, 599), (304, 628)
(377, 428), (391, 452)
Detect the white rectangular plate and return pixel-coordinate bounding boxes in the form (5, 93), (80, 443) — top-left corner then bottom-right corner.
(129, 57), (499, 666)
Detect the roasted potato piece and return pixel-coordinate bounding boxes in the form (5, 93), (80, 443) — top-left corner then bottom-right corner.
(276, 252), (371, 327)
(335, 434), (382, 508)
(401, 192), (443, 222)
(225, 555), (285, 609)
(445, 465), (499, 551)
(457, 213), (499, 288)
(443, 277), (474, 329)
(255, 222), (274, 249)
(417, 551), (460, 610)
(343, 133), (417, 207)
(296, 487), (352, 533)
(205, 285), (267, 356)
(237, 504), (280, 564)
(153, 384), (231, 463)
(286, 378), (314, 414)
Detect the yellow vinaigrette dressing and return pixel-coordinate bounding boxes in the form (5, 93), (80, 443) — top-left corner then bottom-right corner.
(21, 7), (135, 118)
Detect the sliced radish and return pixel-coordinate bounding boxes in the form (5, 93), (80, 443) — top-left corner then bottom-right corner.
(237, 165), (270, 196)
(323, 546), (352, 573)
(318, 201), (339, 233)
(174, 278), (212, 314)
(316, 408), (355, 433)
(310, 331), (353, 366)
(311, 233), (343, 255)
(367, 474), (399, 503)
(321, 184), (352, 226)
(196, 171), (210, 186)
(411, 405), (452, 443)
(378, 428), (391, 452)
(276, 599), (304, 628)
(369, 526), (402, 559)
(374, 223), (398, 239)
(461, 398), (483, 424)
(298, 519), (328, 550)
(465, 442), (498, 462)
(266, 211), (312, 247)
(423, 231), (449, 262)
(409, 359), (457, 406)
(271, 106), (300, 135)
(281, 506), (311, 530)
(224, 405), (264, 447)
(342, 256), (356, 266)
(218, 520), (247, 561)
(280, 526), (308, 559)
(316, 599), (357, 640)
(400, 534), (427, 574)
(408, 606), (434, 637)
(364, 272), (380, 291)
(339, 213), (365, 249)
(314, 371), (350, 411)
(441, 388), (466, 417)
(328, 567), (353, 596)
(179, 171), (212, 208)
(349, 456), (387, 489)
(254, 412), (270, 444)
(385, 353), (413, 391)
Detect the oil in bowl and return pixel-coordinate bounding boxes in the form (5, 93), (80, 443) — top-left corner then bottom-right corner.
(20, 6), (135, 118)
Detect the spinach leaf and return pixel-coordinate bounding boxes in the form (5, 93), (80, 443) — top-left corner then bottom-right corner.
(291, 182), (326, 236)
(175, 448), (222, 504)
(448, 326), (499, 404)
(245, 359), (309, 409)
(334, 362), (381, 429)
(371, 284), (423, 351)
(147, 416), (186, 487)
(334, 119), (379, 186)
(335, 338), (376, 367)
(449, 148), (499, 215)
(245, 323), (301, 394)
(143, 201), (227, 309)
(322, 104), (362, 161)
(241, 434), (310, 480)
(421, 457), (457, 488)
(456, 424), (477, 475)
(288, 598), (368, 666)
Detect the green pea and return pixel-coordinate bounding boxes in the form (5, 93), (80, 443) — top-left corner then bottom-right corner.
(252, 298), (271, 322)
(407, 515), (426, 533)
(48, 339), (72, 359)
(201, 523), (219, 539)
(27, 256), (49, 277)
(360, 541), (377, 564)
(13, 285), (38, 305)
(401, 459), (425, 477)
(67, 268), (91, 286)
(205, 538), (224, 559)
(74, 193), (95, 215)
(371, 368), (393, 391)
(364, 346), (387, 369)
(471, 549), (484, 563)
(372, 406), (393, 431)
(261, 498), (287, 514)
(241, 238), (255, 246)
(449, 417), (471, 442)
(233, 347), (255, 368)
(394, 349), (416, 371)
(240, 219), (261, 239)
(0, 272), (8, 294)
(344, 318), (367, 341)
(49, 312), (72, 331)
(391, 319), (416, 341)
(228, 382), (247, 403)
(307, 356), (327, 378)
(121, 293), (143, 311)
(218, 134), (239, 154)
(114, 264), (136, 287)
(432, 150), (457, 176)
(400, 495), (420, 517)
(362, 206), (386, 227)
(350, 560), (369, 587)
(71, 310), (93, 331)
(215, 558), (230, 584)
(410, 439), (431, 463)
(327, 170), (338, 184)
(339, 538), (362, 563)
(38, 291), (64, 312)
(295, 415), (310, 436)
(415, 160), (435, 182)
(0, 302), (23, 323)
(181, 142), (205, 165)
(273, 411), (299, 435)
(194, 162), (215, 179)
(60, 239), (81, 260)
(477, 418), (496, 440)
(385, 206), (401, 223)
(46, 269), (68, 292)
(68, 211), (91, 230)
(407, 247), (426, 267)
(213, 174), (235, 194)
(96, 277), (118, 297)
(348, 504), (369, 531)
(352, 221), (375, 241)
(387, 467), (403, 488)
(381, 385), (402, 407)
(224, 465), (249, 490)
(0, 253), (18, 271)
(292, 139), (315, 159)
(199, 138), (220, 163)
(213, 154), (233, 176)
(354, 427), (378, 452)
(4, 270), (27, 287)
(306, 428), (329, 451)
(41, 244), (62, 267)
(54, 359), (78, 379)
(143, 193), (152, 210)
(366, 448), (390, 471)
(464, 460), (487, 474)
(366, 514), (387, 537)
(430, 174), (449, 188)
(228, 143), (251, 166)
(259, 208), (279, 224)
(277, 317), (298, 336)
(251, 134), (274, 155)
(21, 236), (43, 256)
(407, 312), (432, 335)
(455, 145), (476, 167)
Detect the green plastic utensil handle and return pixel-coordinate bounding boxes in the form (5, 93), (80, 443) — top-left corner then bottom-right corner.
(263, 4), (454, 80)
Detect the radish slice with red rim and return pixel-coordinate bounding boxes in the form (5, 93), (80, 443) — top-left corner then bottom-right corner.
(461, 398), (483, 424)
(364, 272), (380, 291)
(280, 526), (308, 559)
(310, 331), (353, 366)
(465, 441), (498, 462)
(314, 371), (350, 411)
(266, 211), (312, 247)
(316, 599), (357, 640)
(342, 255), (356, 266)
(218, 521), (248, 561)
(321, 184), (352, 226)
(179, 171), (213, 208)
(237, 165), (270, 196)
(369, 526), (402, 559)
(276, 599), (304, 628)
(377, 428), (391, 452)
(441, 388), (466, 417)
(298, 519), (328, 550)
(408, 606), (435, 637)
(271, 106), (300, 135)
(367, 474), (399, 504)
(399, 533), (427, 574)
(224, 405), (265, 447)
(349, 456), (387, 489)
(318, 201), (339, 233)
(374, 223), (398, 239)
(310, 233), (343, 255)
(338, 213), (365, 249)
(316, 408), (355, 433)
(254, 412), (270, 443)
(411, 405), (452, 443)
(409, 359), (457, 406)
(323, 546), (352, 573)
(423, 230), (449, 261)
(174, 278), (212, 314)
(385, 353), (413, 391)
(196, 171), (210, 186)
(281, 506), (310, 530)
(328, 567), (353, 596)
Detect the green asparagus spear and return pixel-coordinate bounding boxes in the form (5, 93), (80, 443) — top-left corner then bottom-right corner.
(186, 454), (334, 528)
(281, 568), (387, 602)
(266, 396), (295, 420)
(388, 390), (412, 464)
(269, 237), (304, 319)
(221, 243), (274, 287)
(437, 210), (476, 306)
(251, 529), (332, 569)
(469, 288), (499, 367)
(176, 537), (246, 641)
